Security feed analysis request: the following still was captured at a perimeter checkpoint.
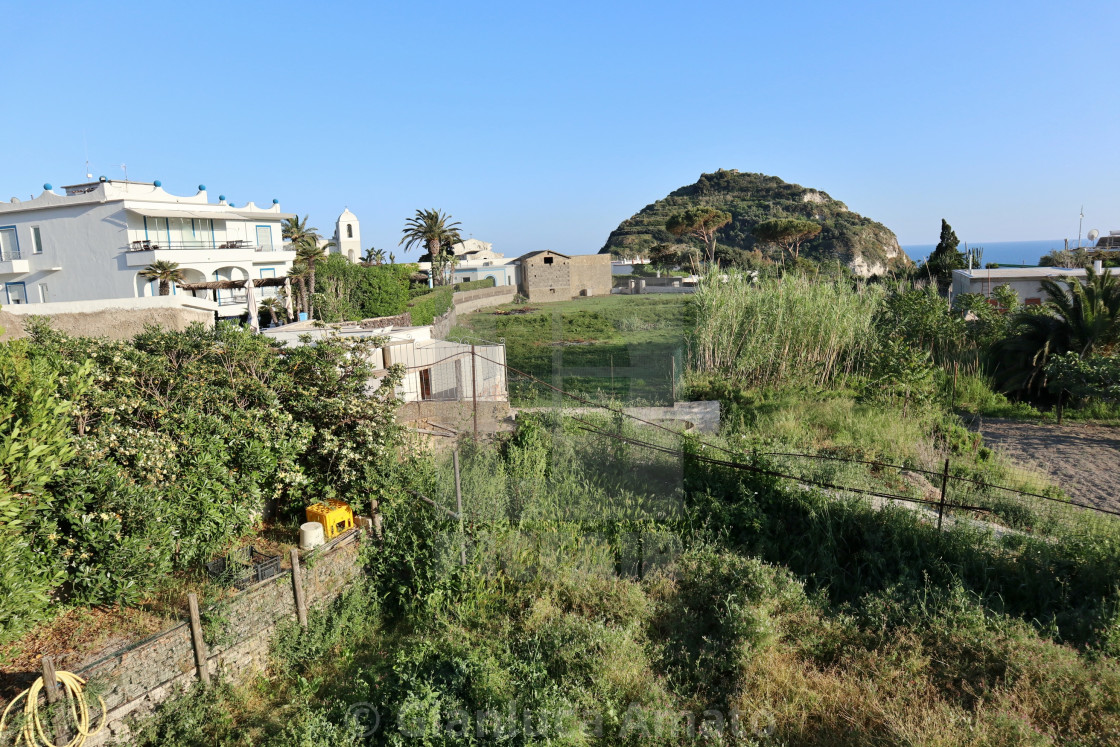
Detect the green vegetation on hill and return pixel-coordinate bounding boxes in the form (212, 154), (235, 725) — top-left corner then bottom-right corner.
(602, 169), (911, 276)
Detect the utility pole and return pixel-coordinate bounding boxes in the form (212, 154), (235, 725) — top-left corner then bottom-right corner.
(1078, 206), (1084, 249)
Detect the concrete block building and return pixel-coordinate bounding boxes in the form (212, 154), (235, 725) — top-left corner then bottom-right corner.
(517, 250), (612, 302)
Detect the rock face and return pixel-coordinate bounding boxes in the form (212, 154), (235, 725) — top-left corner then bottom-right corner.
(601, 169), (912, 276)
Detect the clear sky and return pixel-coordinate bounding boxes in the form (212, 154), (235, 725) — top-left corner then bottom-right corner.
(3, 1), (1118, 259)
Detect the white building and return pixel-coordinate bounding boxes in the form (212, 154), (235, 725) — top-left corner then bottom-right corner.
(0, 179), (296, 317)
(951, 263), (1120, 305)
(264, 320), (507, 403)
(416, 237), (521, 287)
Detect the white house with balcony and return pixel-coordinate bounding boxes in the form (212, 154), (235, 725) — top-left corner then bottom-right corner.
(0, 179), (296, 317)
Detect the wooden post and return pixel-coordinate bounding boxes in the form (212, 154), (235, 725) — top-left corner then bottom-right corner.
(951, 361), (959, 411)
(454, 449), (466, 567)
(187, 594), (211, 688)
(40, 655), (67, 746)
(471, 345), (479, 441)
(611, 354), (615, 394)
(937, 458), (950, 532)
(670, 355), (676, 404)
(290, 548), (308, 629)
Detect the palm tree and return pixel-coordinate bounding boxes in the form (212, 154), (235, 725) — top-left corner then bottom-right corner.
(993, 266), (1120, 394)
(295, 238), (332, 317)
(282, 215), (319, 245)
(139, 260), (184, 296)
(389, 252), (396, 265)
(361, 247), (386, 265)
(399, 209), (463, 286)
(258, 297), (285, 327)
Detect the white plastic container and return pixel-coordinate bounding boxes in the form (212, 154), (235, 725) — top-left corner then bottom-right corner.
(299, 521), (325, 551)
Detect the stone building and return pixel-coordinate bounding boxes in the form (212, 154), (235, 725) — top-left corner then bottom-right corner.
(517, 250), (611, 302)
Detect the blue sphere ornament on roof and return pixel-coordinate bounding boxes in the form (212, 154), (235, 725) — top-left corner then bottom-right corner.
(153, 180), (162, 187)
(229, 203), (235, 207)
(272, 199), (279, 204)
(219, 194), (226, 201)
(198, 184), (206, 191)
(43, 183), (52, 191)
(99, 176), (106, 182)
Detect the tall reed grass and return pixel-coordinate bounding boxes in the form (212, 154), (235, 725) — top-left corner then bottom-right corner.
(689, 272), (883, 388)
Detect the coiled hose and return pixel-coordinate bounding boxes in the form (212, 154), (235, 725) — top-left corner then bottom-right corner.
(0, 670), (106, 746)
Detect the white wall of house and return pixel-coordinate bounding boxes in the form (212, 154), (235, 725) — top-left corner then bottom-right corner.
(0, 181), (295, 315)
(951, 267), (1120, 304)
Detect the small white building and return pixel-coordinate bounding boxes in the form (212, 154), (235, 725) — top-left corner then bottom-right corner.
(951, 264), (1120, 305)
(264, 320), (507, 403)
(0, 179), (296, 317)
(418, 238), (521, 287)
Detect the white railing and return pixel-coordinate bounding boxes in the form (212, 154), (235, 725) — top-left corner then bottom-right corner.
(127, 240), (284, 253)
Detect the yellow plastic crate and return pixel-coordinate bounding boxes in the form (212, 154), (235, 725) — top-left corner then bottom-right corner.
(306, 499), (354, 540)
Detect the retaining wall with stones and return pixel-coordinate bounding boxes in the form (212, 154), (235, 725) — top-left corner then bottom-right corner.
(74, 532), (365, 745)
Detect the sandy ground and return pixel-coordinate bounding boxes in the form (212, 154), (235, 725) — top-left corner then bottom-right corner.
(971, 417), (1120, 513)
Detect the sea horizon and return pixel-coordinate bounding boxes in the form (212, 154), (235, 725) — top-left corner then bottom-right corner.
(902, 238), (1087, 266)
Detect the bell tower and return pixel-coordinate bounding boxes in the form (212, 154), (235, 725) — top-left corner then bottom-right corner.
(335, 208), (361, 262)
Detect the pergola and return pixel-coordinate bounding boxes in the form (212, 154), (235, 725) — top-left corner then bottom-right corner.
(176, 276), (293, 331)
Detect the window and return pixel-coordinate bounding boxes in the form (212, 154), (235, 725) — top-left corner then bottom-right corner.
(419, 369), (432, 400)
(255, 225), (273, 250)
(5, 282), (27, 304)
(1025, 297), (1042, 306)
(346, 223), (353, 238)
(0, 226), (19, 260)
(31, 226), (43, 254)
(543, 256), (554, 265)
(38, 283), (48, 303)
(259, 267), (276, 279)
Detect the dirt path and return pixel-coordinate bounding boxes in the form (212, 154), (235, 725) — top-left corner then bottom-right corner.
(970, 417), (1120, 513)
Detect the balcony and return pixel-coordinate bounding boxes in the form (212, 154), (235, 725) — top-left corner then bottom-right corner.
(0, 250), (30, 275)
(124, 240), (296, 268)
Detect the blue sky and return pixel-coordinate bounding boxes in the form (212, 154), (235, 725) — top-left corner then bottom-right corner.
(3, 1), (1118, 260)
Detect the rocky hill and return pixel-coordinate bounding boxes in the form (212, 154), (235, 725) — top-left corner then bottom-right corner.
(601, 170), (911, 276)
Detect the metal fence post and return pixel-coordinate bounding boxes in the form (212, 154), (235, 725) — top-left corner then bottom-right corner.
(937, 458), (950, 532)
(471, 345), (478, 441)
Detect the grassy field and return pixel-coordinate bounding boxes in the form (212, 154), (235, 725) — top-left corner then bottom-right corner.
(450, 294), (693, 406)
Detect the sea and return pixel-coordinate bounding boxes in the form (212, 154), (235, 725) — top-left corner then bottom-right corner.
(902, 239), (1076, 267)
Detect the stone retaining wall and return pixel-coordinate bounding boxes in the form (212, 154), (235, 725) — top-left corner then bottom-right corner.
(74, 532), (364, 745)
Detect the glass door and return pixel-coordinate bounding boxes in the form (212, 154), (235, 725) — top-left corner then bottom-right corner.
(5, 282), (27, 304)
(255, 225), (273, 251)
(0, 227), (18, 259)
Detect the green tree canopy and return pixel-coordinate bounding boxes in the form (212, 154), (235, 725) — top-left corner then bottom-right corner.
(751, 219), (823, 262)
(925, 219), (966, 280)
(665, 207), (732, 265)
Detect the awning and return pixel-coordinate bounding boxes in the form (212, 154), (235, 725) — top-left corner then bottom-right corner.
(126, 207), (295, 221)
(127, 207), (247, 221)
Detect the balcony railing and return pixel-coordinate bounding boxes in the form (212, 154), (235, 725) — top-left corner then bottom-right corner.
(127, 240), (285, 253)
(1, 250), (22, 261)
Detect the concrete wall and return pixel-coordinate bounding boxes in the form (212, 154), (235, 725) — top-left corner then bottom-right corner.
(73, 532), (365, 745)
(452, 285), (517, 315)
(0, 296), (217, 341)
(568, 254), (612, 297)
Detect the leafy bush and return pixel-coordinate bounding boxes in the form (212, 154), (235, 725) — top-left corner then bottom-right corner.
(407, 288), (454, 326)
(451, 277), (496, 292)
(0, 321), (410, 638)
(313, 255), (415, 321)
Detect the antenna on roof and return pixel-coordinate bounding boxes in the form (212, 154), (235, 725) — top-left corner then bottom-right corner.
(1077, 206), (1084, 249)
(120, 163), (128, 182)
(1088, 229), (1100, 244)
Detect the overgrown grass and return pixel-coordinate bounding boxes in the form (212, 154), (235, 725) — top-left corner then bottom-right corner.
(690, 273), (882, 389)
(452, 295), (692, 406)
(129, 418), (1120, 745)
